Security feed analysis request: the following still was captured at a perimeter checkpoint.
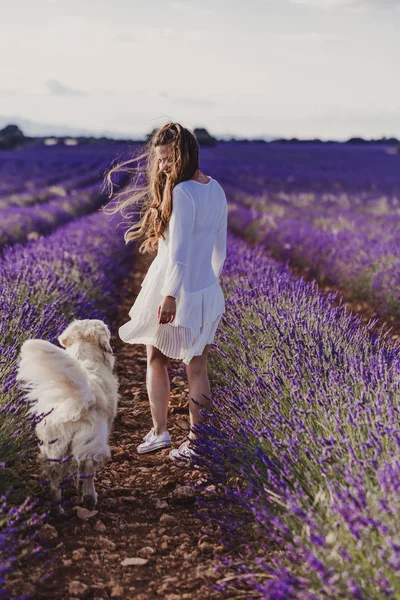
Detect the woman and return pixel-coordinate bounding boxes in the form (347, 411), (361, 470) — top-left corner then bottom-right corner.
(103, 122), (227, 462)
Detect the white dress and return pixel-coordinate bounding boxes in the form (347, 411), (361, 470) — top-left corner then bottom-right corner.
(118, 176), (228, 364)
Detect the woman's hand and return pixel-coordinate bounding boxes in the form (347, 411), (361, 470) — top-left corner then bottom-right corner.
(158, 296), (176, 324)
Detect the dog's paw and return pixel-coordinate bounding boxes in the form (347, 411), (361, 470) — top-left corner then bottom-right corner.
(82, 494), (98, 510)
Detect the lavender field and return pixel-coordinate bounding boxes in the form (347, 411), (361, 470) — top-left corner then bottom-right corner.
(207, 143), (400, 322)
(194, 232), (400, 598)
(1, 142), (399, 599)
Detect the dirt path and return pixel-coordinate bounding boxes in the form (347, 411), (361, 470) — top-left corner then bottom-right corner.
(24, 247), (241, 600)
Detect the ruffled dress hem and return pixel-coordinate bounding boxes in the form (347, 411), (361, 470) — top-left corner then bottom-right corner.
(118, 258), (225, 364)
(118, 314), (222, 365)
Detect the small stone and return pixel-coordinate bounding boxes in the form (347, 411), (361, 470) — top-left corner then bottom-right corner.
(68, 580), (89, 598)
(39, 524), (58, 540)
(112, 449), (128, 462)
(72, 548), (86, 561)
(162, 577), (179, 584)
(76, 506), (98, 520)
(97, 536), (117, 552)
(198, 541), (213, 554)
(121, 417), (138, 428)
(154, 499), (169, 510)
(94, 520), (107, 532)
(171, 485), (196, 504)
(137, 546), (155, 558)
(159, 513), (177, 525)
(183, 552), (193, 560)
(121, 557), (148, 566)
(111, 585), (125, 597)
(157, 583), (171, 595)
(63, 559), (73, 567)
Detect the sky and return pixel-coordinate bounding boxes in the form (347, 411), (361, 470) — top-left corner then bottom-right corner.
(1, 0), (399, 141)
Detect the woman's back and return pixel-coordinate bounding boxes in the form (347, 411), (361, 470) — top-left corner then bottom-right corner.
(158, 177), (228, 294)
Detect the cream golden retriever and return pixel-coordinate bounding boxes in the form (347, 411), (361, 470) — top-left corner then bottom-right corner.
(16, 319), (119, 514)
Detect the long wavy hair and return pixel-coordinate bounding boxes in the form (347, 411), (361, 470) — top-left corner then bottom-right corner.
(101, 121), (200, 254)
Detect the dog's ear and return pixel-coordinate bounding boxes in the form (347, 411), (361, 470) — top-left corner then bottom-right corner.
(97, 325), (113, 355)
(58, 321), (80, 348)
(99, 330), (115, 370)
(94, 323), (114, 370)
(99, 334), (113, 356)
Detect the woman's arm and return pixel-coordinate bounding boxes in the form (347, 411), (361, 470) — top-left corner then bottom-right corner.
(211, 199), (227, 280)
(160, 186), (195, 299)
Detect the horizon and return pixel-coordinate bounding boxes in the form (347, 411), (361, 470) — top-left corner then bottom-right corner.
(1, 115), (399, 144)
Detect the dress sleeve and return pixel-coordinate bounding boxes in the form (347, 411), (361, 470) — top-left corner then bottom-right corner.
(211, 199), (227, 280)
(160, 185), (195, 299)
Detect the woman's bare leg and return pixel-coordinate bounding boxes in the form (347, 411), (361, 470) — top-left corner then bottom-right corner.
(146, 345), (170, 435)
(185, 344), (211, 440)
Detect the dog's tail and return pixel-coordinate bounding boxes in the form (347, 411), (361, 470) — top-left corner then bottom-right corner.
(16, 339), (96, 424)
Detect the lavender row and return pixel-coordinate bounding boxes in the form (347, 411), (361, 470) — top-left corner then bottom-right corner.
(0, 207), (132, 596)
(199, 142), (400, 198)
(0, 183), (109, 253)
(228, 202), (400, 322)
(192, 232), (400, 599)
(0, 167), (109, 211)
(0, 144), (120, 198)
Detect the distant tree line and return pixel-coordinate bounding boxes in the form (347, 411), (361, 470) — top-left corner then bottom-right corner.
(0, 123), (399, 151)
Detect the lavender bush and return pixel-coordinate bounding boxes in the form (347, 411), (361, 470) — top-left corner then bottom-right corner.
(0, 491), (47, 600)
(192, 232), (400, 599)
(0, 205), (133, 597)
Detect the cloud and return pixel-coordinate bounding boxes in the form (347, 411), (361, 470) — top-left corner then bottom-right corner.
(113, 27), (174, 43)
(167, 1), (213, 17)
(290, 0), (399, 10)
(0, 89), (18, 97)
(274, 31), (346, 42)
(45, 80), (86, 97)
(157, 91), (215, 107)
(159, 92), (215, 107)
(114, 26), (209, 45)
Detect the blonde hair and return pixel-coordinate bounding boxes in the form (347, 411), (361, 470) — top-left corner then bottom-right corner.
(101, 121), (200, 254)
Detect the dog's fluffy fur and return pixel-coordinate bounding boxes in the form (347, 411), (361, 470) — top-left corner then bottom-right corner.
(16, 319), (120, 513)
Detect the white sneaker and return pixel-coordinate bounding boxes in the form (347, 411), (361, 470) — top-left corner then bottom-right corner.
(169, 440), (198, 463)
(142, 429), (154, 442)
(137, 428), (171, 454)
